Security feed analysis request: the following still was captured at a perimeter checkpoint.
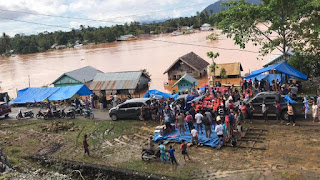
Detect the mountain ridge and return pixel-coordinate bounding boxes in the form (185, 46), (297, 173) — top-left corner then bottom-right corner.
(203, 0), (262, 14)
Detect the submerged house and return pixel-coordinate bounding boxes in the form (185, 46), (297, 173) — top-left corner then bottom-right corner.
(213, 62), (243, 86)
(164, 52), (210, 80)
(172, 74), (198, 92)
(200, 23), (213, 31)
(52, 66), (102, 87)
(89, 70), (151, 95)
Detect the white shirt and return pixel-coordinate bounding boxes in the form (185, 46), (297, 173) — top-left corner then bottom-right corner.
(317, 97), (320, 107)
(195, 113), (203, 124)
(191, 129), (198, 137)
(261, 104), (267, 113)
(312, 105), (318, 114)
(215, 125), (224, 135)
(113, 95), (118, 101)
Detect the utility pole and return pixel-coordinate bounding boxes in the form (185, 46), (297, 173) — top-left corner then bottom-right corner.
(28, 75), (30, 87)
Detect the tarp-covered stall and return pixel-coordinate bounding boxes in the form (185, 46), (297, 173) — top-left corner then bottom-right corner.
(245, 62), (308, 81)
(10, 87), (59, 104)
(11, 85), (93, 104)
(48, 85), (93, 101)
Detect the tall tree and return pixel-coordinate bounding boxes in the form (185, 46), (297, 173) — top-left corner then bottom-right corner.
(207, 51), (220, 85)
(215, 0), (320, 61)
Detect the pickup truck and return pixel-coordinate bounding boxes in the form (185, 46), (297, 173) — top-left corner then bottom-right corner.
(0, 92), (11, 118)
(243, 92), (304, 120)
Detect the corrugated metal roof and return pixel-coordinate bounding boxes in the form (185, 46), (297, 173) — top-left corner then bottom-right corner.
(52, 66), (102, 84)
(89, 71), (145, 91)
(263, 49), (294, 67)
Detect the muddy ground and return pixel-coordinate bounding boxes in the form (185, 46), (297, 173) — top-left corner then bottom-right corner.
(0, 117), (320, 179)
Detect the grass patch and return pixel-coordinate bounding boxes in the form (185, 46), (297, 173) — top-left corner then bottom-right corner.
(26, 139), (40, 146)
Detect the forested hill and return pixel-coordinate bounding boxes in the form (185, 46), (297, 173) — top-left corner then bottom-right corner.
(203, 0), (262, 14)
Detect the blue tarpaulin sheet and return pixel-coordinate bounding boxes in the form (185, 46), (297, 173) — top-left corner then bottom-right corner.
(154, 125), (222, 148)
(283, 95), (297, 103)
(143, 89), (178, 100)
(243, 74), (284, 84)
(48, 85), (93, 101)
(11, 87), (59, 104)
(245, 62), (308, 81)
(11, 85), (93, 104)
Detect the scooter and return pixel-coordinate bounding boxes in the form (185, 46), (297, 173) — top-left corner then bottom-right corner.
(16, 109), (34, 120)
(83, 108), (94, 119)
(36, 109), (45, 119)
(141, 148), (161, 161)
(62, 108), (76, 119)
(44, 109), (54, 120)
(52, 109), (62, 118)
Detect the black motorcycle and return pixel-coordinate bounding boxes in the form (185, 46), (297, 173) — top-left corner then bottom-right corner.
(61, 108), (75, 119)
(44, 109), (54, 120)
(16, 109), (34, 120)
(141, 148), (161, 161)
(52, 109), (62, 118)
(36, 109), (45, 119)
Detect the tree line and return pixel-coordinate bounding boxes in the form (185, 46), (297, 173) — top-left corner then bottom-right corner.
(0, 11), (215, 55)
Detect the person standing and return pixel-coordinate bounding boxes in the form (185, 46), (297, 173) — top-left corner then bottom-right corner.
(215, 121), (224, 150)
(176, 111), (186, 136)
(83, 134), (90, 156)
(312, 101), (318, 123)
(261, 101), (268, 123)
(195, 111), (203, 134)
(303, 97), (309, 120)
(190, 126), (199, 145)
(180, 140), (191, 161)
(275, 101), (281, 121)
(287, 103), (295, 126)
(317, 95), (320, 109)
(185, 112), (194, 133)
(158, 141), (168, 163)
(248, 103), (254, 123)
(203, 113), (212, 138)
(112, 93), (118, 107)
(168, 145), (178, 165)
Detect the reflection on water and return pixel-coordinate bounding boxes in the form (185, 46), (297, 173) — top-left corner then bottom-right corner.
(0, 31), (272, 97)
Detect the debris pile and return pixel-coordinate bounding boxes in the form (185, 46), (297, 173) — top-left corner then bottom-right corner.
(40, 121), (79, 132)
(0, 148), (13, 174)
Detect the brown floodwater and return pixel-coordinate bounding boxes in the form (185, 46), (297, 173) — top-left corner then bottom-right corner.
(0, 30), (274, 97)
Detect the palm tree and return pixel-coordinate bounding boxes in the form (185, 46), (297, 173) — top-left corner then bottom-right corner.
(220, 68), (227, 85)
(207, 51), (219, 85)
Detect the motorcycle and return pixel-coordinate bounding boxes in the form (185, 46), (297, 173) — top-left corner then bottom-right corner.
(44, 109), (54, 120)
(74, 106), (83, 116)
(16, 109), (34, 120)
(36, 109), (45, 119)
(61, 108), (75, 119)
(83, 108), (94, 119)
(52, 109), (62, 118)
(141, 148), (161, 161)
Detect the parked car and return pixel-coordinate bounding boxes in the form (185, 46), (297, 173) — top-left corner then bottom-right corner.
(109, 98), (151, 121)
(0, 102), (11, 118)
(243, 92), (304, 120)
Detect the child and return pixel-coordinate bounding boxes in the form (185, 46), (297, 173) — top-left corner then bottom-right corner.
(180, 140), (191, 161)
(215, 121), (224, 150)
(275, 101), (281, 121)
(261, 101), (268, 123)
(168, 145), (178, 165)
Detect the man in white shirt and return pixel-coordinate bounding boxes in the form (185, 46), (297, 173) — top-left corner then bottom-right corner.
(195, 111), (203, 134)
(317, 95), (320, 108)
(112, 93), (118, 107)
(190, 127), (198, 145)
(215, 121), (224, 150)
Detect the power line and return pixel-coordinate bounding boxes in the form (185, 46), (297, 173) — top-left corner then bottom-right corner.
(0, 17), (71, 29)
(151, 39), (278, 55)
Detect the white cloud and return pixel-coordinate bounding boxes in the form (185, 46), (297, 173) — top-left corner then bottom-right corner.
(0, 0), (216, 35)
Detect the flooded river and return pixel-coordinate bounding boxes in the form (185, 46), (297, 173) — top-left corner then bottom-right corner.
(0, 30), (273, 97)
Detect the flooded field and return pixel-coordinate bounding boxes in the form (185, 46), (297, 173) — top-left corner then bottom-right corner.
(0, 30), (275, 97)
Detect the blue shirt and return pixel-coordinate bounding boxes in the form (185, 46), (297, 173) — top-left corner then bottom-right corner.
(229, 114), (234, 124)
(168, 149), (175, 158)
(158, 144), (166, 154)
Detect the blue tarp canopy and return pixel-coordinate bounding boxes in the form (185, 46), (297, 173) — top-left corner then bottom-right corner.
(48, 85), (93, 101)
(11, 87), (59, 104)
(154, 125), (222, 148)
(243, 74), (284, 84)
(11, 85), (93, 104)
(245, 62), (308, 81)
(143, 89), (178, 100)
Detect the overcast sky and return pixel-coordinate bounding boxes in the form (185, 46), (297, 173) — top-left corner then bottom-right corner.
(0, 0), (217, 36)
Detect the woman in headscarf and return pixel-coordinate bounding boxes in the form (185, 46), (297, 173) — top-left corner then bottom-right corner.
(303, 97), (309, 120)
